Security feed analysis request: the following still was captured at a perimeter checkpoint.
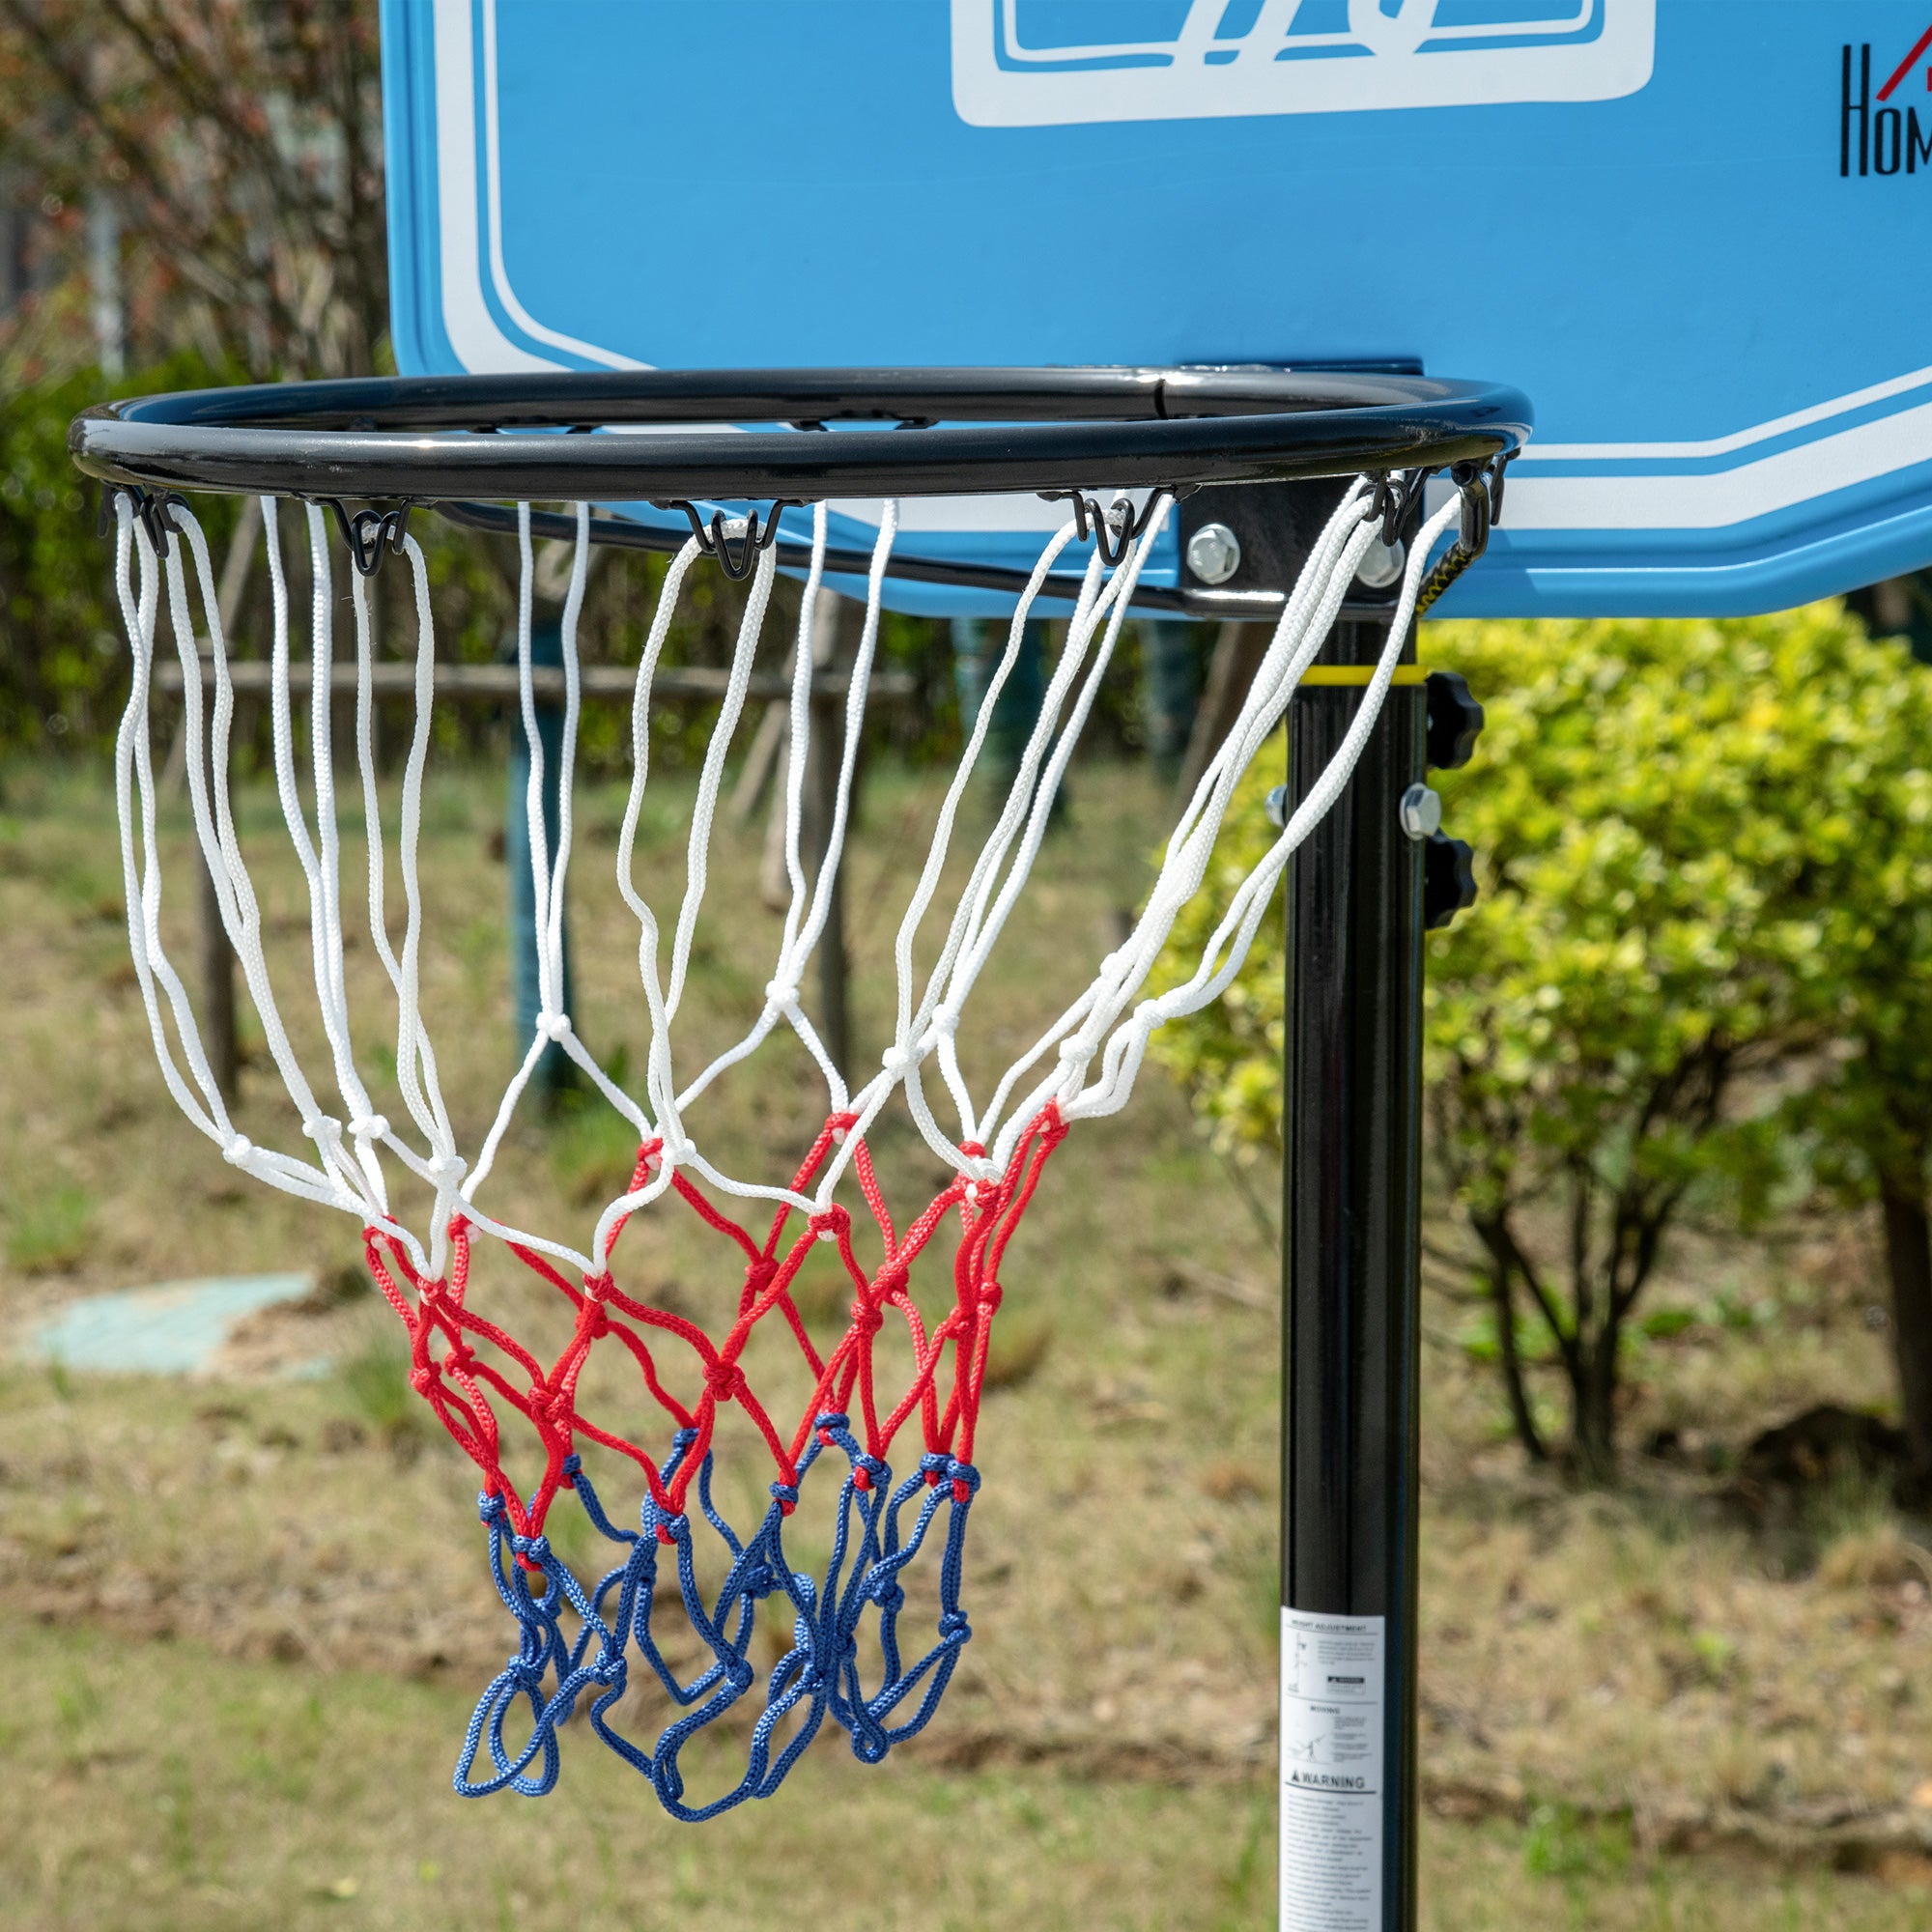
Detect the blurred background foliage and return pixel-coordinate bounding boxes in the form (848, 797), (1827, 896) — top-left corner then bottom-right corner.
(0, 0), (980, 774)
(1153, 605), (1932, 1484)
(2, 0), (1931, 1499)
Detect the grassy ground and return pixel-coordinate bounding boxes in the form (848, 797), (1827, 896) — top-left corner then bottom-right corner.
(1, 751), (1929, 1927)
(3, 1611), (1928, 1932)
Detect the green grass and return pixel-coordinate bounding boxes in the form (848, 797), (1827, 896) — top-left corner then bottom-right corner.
(1, 758), (1929, 1928)
(337, 1331), (437, 1458)
(6, 1180), (96, 1271)
(0, 1614), (1926, 1932)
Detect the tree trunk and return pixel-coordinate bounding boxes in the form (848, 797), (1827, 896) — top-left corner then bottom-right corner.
(1175, 622), (1270, 806)
(1879, 1169), (1932, 1481)
(1567, 1323), (1624, 1484)
(1472, 1220), (1546, 1463)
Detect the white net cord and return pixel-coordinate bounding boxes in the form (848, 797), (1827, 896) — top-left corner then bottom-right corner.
(110, 481), (1456, 1282)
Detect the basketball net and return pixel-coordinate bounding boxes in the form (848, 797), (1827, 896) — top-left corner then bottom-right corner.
(108, 480), (1459, 1812)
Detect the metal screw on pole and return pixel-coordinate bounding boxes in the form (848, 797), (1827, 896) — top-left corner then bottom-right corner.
(1356, 534), (1406, 589)
(1264, 782), (1289, 829)
(1184, 521), (1242, 585)
(1397, 782), (1441, 840)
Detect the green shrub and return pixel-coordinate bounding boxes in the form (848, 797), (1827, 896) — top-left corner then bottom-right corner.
(1153, 603), (1928, 1476)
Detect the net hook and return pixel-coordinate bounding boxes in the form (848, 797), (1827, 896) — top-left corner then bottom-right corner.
(1037, 486), (1179, 567)
(1369, 469), (1428, 546)
(1414, 452), (1517, 616)
(1450, 459), (1493, 559)
(656, 499), (804, 581)
(101, 485), (188, 559)
(325, 500), (414, 578)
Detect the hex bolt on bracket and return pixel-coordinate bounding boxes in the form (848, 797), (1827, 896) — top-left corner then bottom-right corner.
(1398, 782), (1442, 840)
(1185, 521), (1242, 585)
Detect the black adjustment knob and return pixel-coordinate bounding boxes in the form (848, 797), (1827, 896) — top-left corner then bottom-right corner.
(1423, 833), (1478, 931)
(1425, 669), (1485, 771)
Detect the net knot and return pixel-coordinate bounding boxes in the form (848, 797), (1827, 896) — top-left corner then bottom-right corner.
(930, 1002), (960, 1038)
(658, 1132), (696, 1168)
(938, 1609), (973, 1644)
(763, 979), (800, 1009)
(1056, 1037), (1093, 1065)
(880, 1041), (917, 1080)
(409, 1363), (437, 1396)
(810, 1206), (850, 1246)
(849, 1298), (885, 1338)
(349, 1113), (388, 1141)
(503, 1652), (548, 1690)
(512, 1532), (551, 1568)
(426, 1151), (467, 1187)
(768, 1478), (800, 1514)
(703, 1359), (747, 1405)
(948, 1460), (981, 1502)
(654, 1513), (688, 1548)
(561, 1453), (583, 1485)
(850, 1450), (888, 1492)
(477, 1489), (508, 1525)
(977, 1279), (1005, 1315)
(955, 1148), (996, 1192)
(920, 1451), (952, 1486)
(222, 1134), (252, 1166)
(538, 1010), (573, 1042)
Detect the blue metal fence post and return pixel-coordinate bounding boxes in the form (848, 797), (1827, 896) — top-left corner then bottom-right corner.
(506, 616), (575, 1100)
(1140, 618), (1202, 783)
(951, 615), (1050, 797)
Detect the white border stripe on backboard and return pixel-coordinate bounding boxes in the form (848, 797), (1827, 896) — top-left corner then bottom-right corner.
(1526, 363), (1932, 464)
(480, 0), (645, 371)
(1504, 397), (1932, 531)
(433, 0), (556, 372)
(428, 3), (1932, 543)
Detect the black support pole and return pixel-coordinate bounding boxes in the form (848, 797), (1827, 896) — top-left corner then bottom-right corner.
(1280, 613), (1425, 1932)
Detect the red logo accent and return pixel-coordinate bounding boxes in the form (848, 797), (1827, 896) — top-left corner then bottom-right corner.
(1877, 20), (1932, 100)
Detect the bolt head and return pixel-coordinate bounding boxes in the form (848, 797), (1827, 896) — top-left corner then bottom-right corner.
(1356, 534), (1406, 591)
(1398, 782), (1442, 841)
(1184, 522), (1241, 586)
(1264, 783), (1288, 830)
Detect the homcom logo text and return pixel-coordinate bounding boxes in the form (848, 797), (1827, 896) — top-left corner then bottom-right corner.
(1842, 27), (1932, 176)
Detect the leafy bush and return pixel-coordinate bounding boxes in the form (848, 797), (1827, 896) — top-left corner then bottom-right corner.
(1153, 603), (1930, 1477)
(0, 353), (240, 757)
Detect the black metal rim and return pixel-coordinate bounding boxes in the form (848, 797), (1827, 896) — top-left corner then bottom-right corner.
(70, 366), (1531, 504)
(429, 497), (1366, 621)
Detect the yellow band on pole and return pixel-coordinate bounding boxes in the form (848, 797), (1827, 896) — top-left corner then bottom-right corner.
(1294, 666), (1430, 688)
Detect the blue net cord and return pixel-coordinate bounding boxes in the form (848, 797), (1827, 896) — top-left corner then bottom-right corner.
(454, 1412), (980, 1818)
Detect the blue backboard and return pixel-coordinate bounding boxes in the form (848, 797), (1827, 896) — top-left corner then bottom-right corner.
(381, 1), (1932, 616)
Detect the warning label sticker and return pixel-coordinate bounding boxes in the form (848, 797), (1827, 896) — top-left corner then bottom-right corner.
(1280, 1609), (1385, 1932)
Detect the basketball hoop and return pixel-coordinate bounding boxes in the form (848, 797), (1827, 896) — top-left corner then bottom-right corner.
(71, 367), (1525, 1813)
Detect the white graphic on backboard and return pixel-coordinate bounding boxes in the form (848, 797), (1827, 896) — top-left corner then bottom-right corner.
(952, 0), (1656, 126)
